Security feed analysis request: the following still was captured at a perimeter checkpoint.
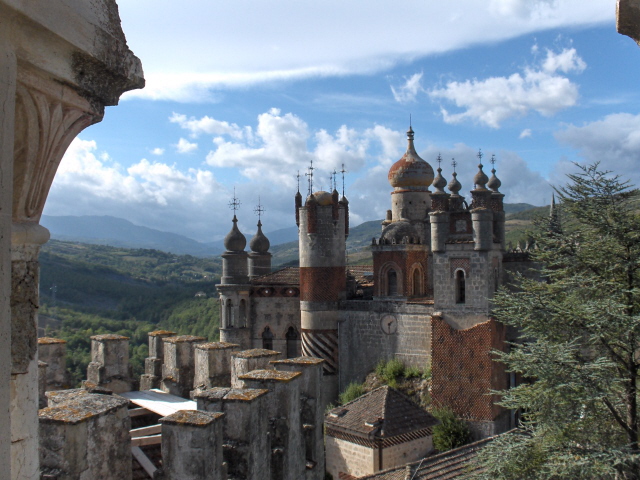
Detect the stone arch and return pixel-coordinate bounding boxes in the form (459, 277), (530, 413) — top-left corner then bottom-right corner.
(379, 262), (403, 297)
(410, 263), (424, 297)
(262, 326), (274, 350)
(285, 326), (300, 358)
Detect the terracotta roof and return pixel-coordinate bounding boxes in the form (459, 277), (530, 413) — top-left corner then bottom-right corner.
(326, 386), (438, 439)
(357, 435), (496, 480)
(252, 267), (300, 285)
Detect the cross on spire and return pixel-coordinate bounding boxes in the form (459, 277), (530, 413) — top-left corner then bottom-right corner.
(477, 149), (484, 165)
(228, 187), (240, 214)
(340, 163), (347, 197)
(451, 159), (457, 172)
(254, 196), (265, 221)
(305, 160), (314, 196)
(490, 154), (496, 173)
(437, 153), (442, 169)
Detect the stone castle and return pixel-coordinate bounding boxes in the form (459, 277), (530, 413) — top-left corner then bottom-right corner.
(218, 126), (521, 437)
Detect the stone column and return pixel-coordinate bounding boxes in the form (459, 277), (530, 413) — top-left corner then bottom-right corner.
(86, 334), (134, 394)
(160, 410), (225, 480)
(273, 357), (325, 480)
(161, 335), (206, 398)
(238, 369), (305, 480)
(140, 330), (175, 390)
(194, 387), (271, 480)
(231, 348), (280, 388)
(39, 392), (131, 480)
(193, 341), (240, 390)
(38, 337), (69, 391)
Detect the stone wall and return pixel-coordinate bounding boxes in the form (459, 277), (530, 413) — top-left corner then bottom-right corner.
(251, 295), (301, 355)
(381, 436), (433, 471)
(325, 436), (375, 479)
(338, 301), (433, 391)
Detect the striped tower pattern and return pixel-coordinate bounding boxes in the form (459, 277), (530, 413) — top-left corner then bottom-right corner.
(297, 189), (347, 405)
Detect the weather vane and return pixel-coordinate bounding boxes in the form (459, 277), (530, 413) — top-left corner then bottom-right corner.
(340, 163), (347, 197)
(228, 187), (240, 214)
(254, 196), (265, 221)
(305, 160), (314, 195)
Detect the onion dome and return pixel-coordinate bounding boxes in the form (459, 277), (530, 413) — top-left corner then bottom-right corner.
(473, 163), (489, 190)
(249, 220), (270, 253)
(487, 167), (501, 192)
(380, 221), (418, 243)
(388, 127), (434, 189)
(432, 159), (447, 194)
(224, 215), (246, 252)
(448, 171), (462, 195)
(309, 190), (333, 206)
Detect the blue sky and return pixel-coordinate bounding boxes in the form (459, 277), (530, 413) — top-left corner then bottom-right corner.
(44, 0), (640, 242)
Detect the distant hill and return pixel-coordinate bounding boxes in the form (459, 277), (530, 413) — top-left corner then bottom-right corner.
(42, 215), (223, 257)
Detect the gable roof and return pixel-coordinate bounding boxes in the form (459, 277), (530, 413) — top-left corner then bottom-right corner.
(357, 435), (496, 479)
(326, 386), (438, 440)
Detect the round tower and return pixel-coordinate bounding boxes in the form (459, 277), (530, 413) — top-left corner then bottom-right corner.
(248, 220), (271, 278)
(297, 188), (348, 406)
(219, 215), (251, 348)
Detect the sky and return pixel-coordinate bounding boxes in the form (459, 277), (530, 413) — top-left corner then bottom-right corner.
(43, 0), (640, 242)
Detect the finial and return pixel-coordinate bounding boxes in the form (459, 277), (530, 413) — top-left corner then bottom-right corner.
(341, 163), (347, 198)
(437, 154), (442, 170)
(254, 196), (265, 223)
(296, 170), (300, 193)
(451, 159), (458, 173)
(228, 187), (241, 216)
(305, 160), (314, 196)
(490, 154), (496, 172)
(487, 154), (501, 192)
(410, 114), (412, 129)
(432, 154), (447, 194)
(477, 149), (484, 166)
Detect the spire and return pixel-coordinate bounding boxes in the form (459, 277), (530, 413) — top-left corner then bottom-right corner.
(487, 154), (502, 193)
(473, 149), (489, 190)
(448, 159), (462, 195)
(406, 125), (417, 156)
(432, 154), (447, 194)
(305, 160), (314, 196)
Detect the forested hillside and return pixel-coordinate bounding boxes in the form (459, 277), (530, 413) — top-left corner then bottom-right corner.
(39, 241), (222, 385)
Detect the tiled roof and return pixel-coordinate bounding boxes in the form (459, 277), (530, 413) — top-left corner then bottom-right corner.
(347, 265), (374, 286)
(251, 267), (300, 285)
(326, 386), (438, 439)
(357, 435), (496, 480)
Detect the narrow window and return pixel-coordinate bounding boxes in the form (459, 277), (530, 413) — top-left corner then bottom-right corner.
(239, 299), (247, 327)
(262, 326), (274, 350)
(387, 270), (398, 296)
(226, 300), (234, 327)
(456, 270), (466, 304)
(286, 326), (299, 358)
(412, 269), (421, 296)
(494, 268), (499, 293)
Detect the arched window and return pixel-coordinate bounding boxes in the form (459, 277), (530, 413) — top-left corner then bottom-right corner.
(456, 270), (466, 304)
(262, 326), (274, 350)
(286, 326), (299, 358)
(226, 300), (234, 327)
(239, 300), (247, 327)
(412, 268), (421, 296)
(387, 270), (398, 296)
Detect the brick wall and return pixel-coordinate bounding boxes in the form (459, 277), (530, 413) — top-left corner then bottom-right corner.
(300, 266), (346, 302)
(372, 248), (429, 297)
(430, 315), (507, 421)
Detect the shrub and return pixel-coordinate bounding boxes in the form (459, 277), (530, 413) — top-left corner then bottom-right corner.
(339, 381), (365, 405)
(432, 407), (471, 452)
(404, 365), (422, 379)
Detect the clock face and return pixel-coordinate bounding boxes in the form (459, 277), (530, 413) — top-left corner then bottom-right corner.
(380, 315), (398, 335)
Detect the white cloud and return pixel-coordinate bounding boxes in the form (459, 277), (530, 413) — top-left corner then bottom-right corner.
(553, 113), (640, 187)
(519, 129), (532, 139)
(170, 113), (245, 139)
(175, 138), (198, 154)
(151, 147), (165, 155)
(428, 47), (585, 128)
(391, 73), (424, 103)
(117, 1), (611, 102)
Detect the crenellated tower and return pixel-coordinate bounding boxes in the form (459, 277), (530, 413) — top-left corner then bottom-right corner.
(296, 179), (348, 406)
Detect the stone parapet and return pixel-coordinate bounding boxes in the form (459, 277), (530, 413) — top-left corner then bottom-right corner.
(140, 330), (175, 391)
(38, 337), (68, 391)
(193, 341), (240, 390)
(160, 410), (225, 480)
(194, 387), (270, 480)
(161, 335), (206, 398)
(39, 393), (131, 480)
(230, 348), (280, 388)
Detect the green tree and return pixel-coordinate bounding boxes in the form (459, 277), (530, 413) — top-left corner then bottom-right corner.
(477, 164), (640, 479)
(432, 407), (471, 452)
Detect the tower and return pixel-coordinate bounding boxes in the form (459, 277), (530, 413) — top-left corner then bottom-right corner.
(372, 127), (433, 298)
(296, 172), (348, 406)
(248, 199), (272, 279)
(218, 214), (251, 348)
